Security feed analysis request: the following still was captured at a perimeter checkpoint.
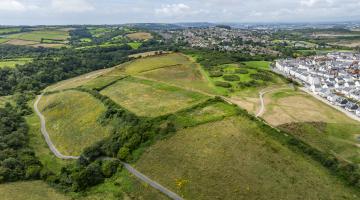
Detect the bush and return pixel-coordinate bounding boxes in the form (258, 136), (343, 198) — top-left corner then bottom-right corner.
(215, 81), (232, 88)
(101, 159), (120, 178)
(223, 75), (240, 81)
(250, 71), (273, 82)
(235, 69), (249, 74)
(209, 71), (223, 77)
(117, 147), (130, 160)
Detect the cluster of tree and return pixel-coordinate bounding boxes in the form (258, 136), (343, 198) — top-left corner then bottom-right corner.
(0, 103), (42, 183)
(215, 81), (232, 88)
(223, 75), (240, 82)
(0, 45), (52, 59)
(250, 70), (274, 82)
(0, 47), (133, 96)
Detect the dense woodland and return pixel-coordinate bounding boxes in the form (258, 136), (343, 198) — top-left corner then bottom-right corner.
(0, 101), (42, 183)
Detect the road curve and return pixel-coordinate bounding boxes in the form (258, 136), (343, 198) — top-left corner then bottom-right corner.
(34, 94), (184, 200)
(34, 94), (80, 159)
(122, 162), (184, 200)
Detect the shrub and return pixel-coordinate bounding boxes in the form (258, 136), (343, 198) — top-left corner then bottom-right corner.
(117, 147), (130, 160)
(235, 69), (249, 74)
(223, 75), (240, 81)
(101, 159), (120, 178)
(209, 71), (223, 77)
(215, 81), (232, 88)
(250, 71), (273, 82)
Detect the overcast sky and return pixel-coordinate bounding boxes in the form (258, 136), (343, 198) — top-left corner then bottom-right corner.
(1, 0), (360, 25)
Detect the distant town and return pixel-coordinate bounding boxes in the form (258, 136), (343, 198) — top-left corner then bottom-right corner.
(275, 52), (360, 118)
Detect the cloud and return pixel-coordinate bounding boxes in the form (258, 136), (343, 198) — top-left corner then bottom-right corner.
(51, 0), (94, 13)
(0, 0), (27, 11)
(155, 3), (191, 16)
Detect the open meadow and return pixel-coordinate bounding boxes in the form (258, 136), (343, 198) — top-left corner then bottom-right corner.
(135, 116), (360, 200)
(0, 181), (70, 200)
(38, 90), (113, 156)
(100, 77), (209, 117)
(0, 58), (32, 68)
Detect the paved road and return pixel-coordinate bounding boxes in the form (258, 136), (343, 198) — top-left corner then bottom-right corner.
(34, 93), (183, 200)
(34, 94), (80, 160)
(121, 162), (184, 200)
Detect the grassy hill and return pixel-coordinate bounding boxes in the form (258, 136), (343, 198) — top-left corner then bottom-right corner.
(22, 51), (360, 199)
(37, 90), (113, 156)
(135, 116), (359, 199)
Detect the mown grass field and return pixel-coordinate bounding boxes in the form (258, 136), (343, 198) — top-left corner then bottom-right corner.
(0, 38), (10, 44)
(262, 89), (357, 125)
(38, 90), (113, 156)
(0, 181), (70, 200)
(126, 32), (153, 40)
(0, 58), (32, 68)
(101, 77), (208, 117)
(135, 116), (360, 200)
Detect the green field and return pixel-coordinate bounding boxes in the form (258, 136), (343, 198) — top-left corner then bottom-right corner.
(100, 77), (209, 117)
(0, 27), (21, 34)
(38, 90), (113, 156)
(135, 116), (360, 199)
(6, 30), (69, 42)
(0, 58), (32, 68)
(0, 38), (10, 43)
(0, 181), (70, 200)
(279, 122), (360, 164)
(80, 170), (168, 200)
(139, 56), (220, 95)
(26, 111), (73, 173)
(128, 42), (142, 49)
(125, 53), (190, 74)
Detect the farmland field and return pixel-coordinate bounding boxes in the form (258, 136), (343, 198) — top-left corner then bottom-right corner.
(0, 181), (70, 200)
(100, 77), (209, 117)
(128, 42), (142, 49)
(135, 116), (359, 199)
(6, 29), (69, 42)
(0, 27), (22, 34)
(0, 58), (32, 68)
(126, 32), (153, 40)
(38, 90), (113, 156)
